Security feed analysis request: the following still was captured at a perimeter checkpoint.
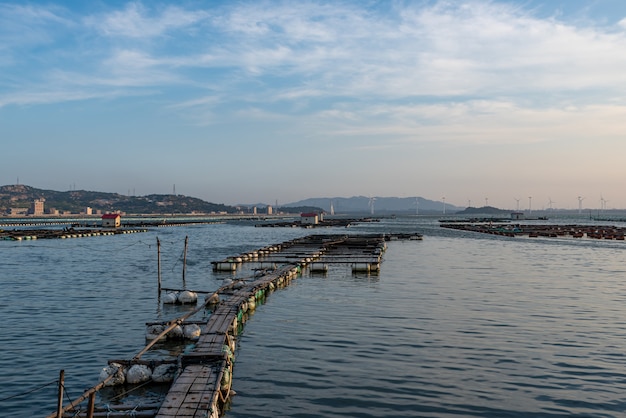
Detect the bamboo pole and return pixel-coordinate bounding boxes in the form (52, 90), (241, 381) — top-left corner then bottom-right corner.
(46, 370), (118, 418)
(56, 369), (64, 418)
(87, 392), (95, 418)
(182, 235), (188, 288)
(157, 237), (161, 294)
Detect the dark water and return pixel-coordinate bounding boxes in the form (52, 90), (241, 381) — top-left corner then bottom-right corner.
(2, 217), (626, 417)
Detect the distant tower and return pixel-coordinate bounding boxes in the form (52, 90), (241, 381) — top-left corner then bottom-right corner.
(29, 198), (45, 216)
(368, 197), (376, 215)
(442, 197), (446, 214)
(173, 184), (176, 196)
(578, 196), (584, 214)
(330, 201), (335, 216)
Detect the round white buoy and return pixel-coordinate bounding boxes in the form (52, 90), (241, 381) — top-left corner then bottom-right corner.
(177, 290), (198, 304)
(146, 324), (165, 340)
(183, 324), (201, 340)
(126, 364), (152, 384)
(163, 292), (178, 304)
(152, 364), (176, 383)
(167, 324), (184, 340)
(99, 363), (125, 386)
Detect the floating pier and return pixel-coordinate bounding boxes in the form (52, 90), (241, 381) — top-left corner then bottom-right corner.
(49, 232), (422, 418)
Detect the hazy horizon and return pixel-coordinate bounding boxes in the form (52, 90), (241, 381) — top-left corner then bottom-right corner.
(2, 1), (626, 209)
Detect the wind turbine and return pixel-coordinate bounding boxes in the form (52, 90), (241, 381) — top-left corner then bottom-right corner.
(442, 197), (446, 214)
(600, 195), (607, 213)
(415, 197), (419, 215)
(528, 196), (532, 214)
(548, 198), (555, 211)
(514, 197), (520, 211)
(485, 197), (489, 207)
(577, 196), (584, 214)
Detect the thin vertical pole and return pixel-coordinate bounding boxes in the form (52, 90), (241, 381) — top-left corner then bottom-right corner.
(157, 237), (162, 294)
(182, 235), (188, 288)
(87, 392), (96, 418)
(56, 369), (65, 418)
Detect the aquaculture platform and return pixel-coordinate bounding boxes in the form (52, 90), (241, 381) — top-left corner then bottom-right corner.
(0, 227), (147, 240)
(440, 223), (626, 240)
(50, 233), (422, 418)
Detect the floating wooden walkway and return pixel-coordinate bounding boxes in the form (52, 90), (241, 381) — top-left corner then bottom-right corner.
(51, 233), (422, 418)
(158, 233), (422, 417)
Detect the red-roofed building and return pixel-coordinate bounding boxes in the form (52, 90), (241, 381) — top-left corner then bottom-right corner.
(102, 213), (121, 227)
(301, 212), (319, 225)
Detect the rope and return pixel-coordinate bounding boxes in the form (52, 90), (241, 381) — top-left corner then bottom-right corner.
(107, 379), (153, 402)
(0, 379), (58, 402)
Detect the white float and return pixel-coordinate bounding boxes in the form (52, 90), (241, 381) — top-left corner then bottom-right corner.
(126, 364), (152, 384)
(99, 363), (125, 386)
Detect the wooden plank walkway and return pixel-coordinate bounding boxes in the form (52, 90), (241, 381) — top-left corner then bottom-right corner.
(155, 267), (295, 418)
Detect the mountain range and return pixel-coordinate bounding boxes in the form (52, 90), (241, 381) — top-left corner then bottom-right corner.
(0, 184), (461, 215)
(283, 196), (461, 214)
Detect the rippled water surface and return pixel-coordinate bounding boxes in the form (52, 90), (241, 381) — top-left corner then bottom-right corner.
(2, 217), (626, 417)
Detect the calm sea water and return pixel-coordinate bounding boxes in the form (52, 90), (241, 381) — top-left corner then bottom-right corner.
(2, 217), (626, 417)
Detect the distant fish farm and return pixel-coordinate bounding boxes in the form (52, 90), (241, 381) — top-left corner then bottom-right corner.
(440, 222), (626, 240)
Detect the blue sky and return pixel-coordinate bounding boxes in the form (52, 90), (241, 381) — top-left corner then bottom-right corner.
(2, 0), (626, 209)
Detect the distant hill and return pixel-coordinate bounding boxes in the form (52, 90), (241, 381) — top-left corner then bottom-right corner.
(1, 185), (464, 216)
(0, 184), (238, 215)
(283, 196), (461, 215)
(456, 206), (511, 215)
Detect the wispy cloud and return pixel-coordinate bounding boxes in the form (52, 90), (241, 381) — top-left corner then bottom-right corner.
(1, 0), (626, 148)
(86, 2), (208, 38)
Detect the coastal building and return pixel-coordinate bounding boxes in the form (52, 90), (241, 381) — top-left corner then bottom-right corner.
(102, 213), (121, 227)
(29, 198), (45, 216)
(301, 212), (319, 225)
(9, 207), (28, 216)
(267, 205), (273, 215)
(511, 212), (525, 220)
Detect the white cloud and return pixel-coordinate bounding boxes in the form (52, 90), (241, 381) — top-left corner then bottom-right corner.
(87, 2), (208, 38)
(3, 0), (626, 127)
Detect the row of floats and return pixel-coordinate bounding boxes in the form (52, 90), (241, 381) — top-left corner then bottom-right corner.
(441, 223), (626, 240)
(0, 228), (148, 240)
(213, 234), (389, 274)
(212, 243), (291, 271)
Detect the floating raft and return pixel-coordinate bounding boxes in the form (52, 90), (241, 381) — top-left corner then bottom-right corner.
(159, 233), (421, 417)
(51, 233), (422, 418)
(0, 227), (147, 240)
(440, 223), (626, 240)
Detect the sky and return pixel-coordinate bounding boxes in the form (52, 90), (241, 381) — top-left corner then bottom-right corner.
(2, 0), (626, 210)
